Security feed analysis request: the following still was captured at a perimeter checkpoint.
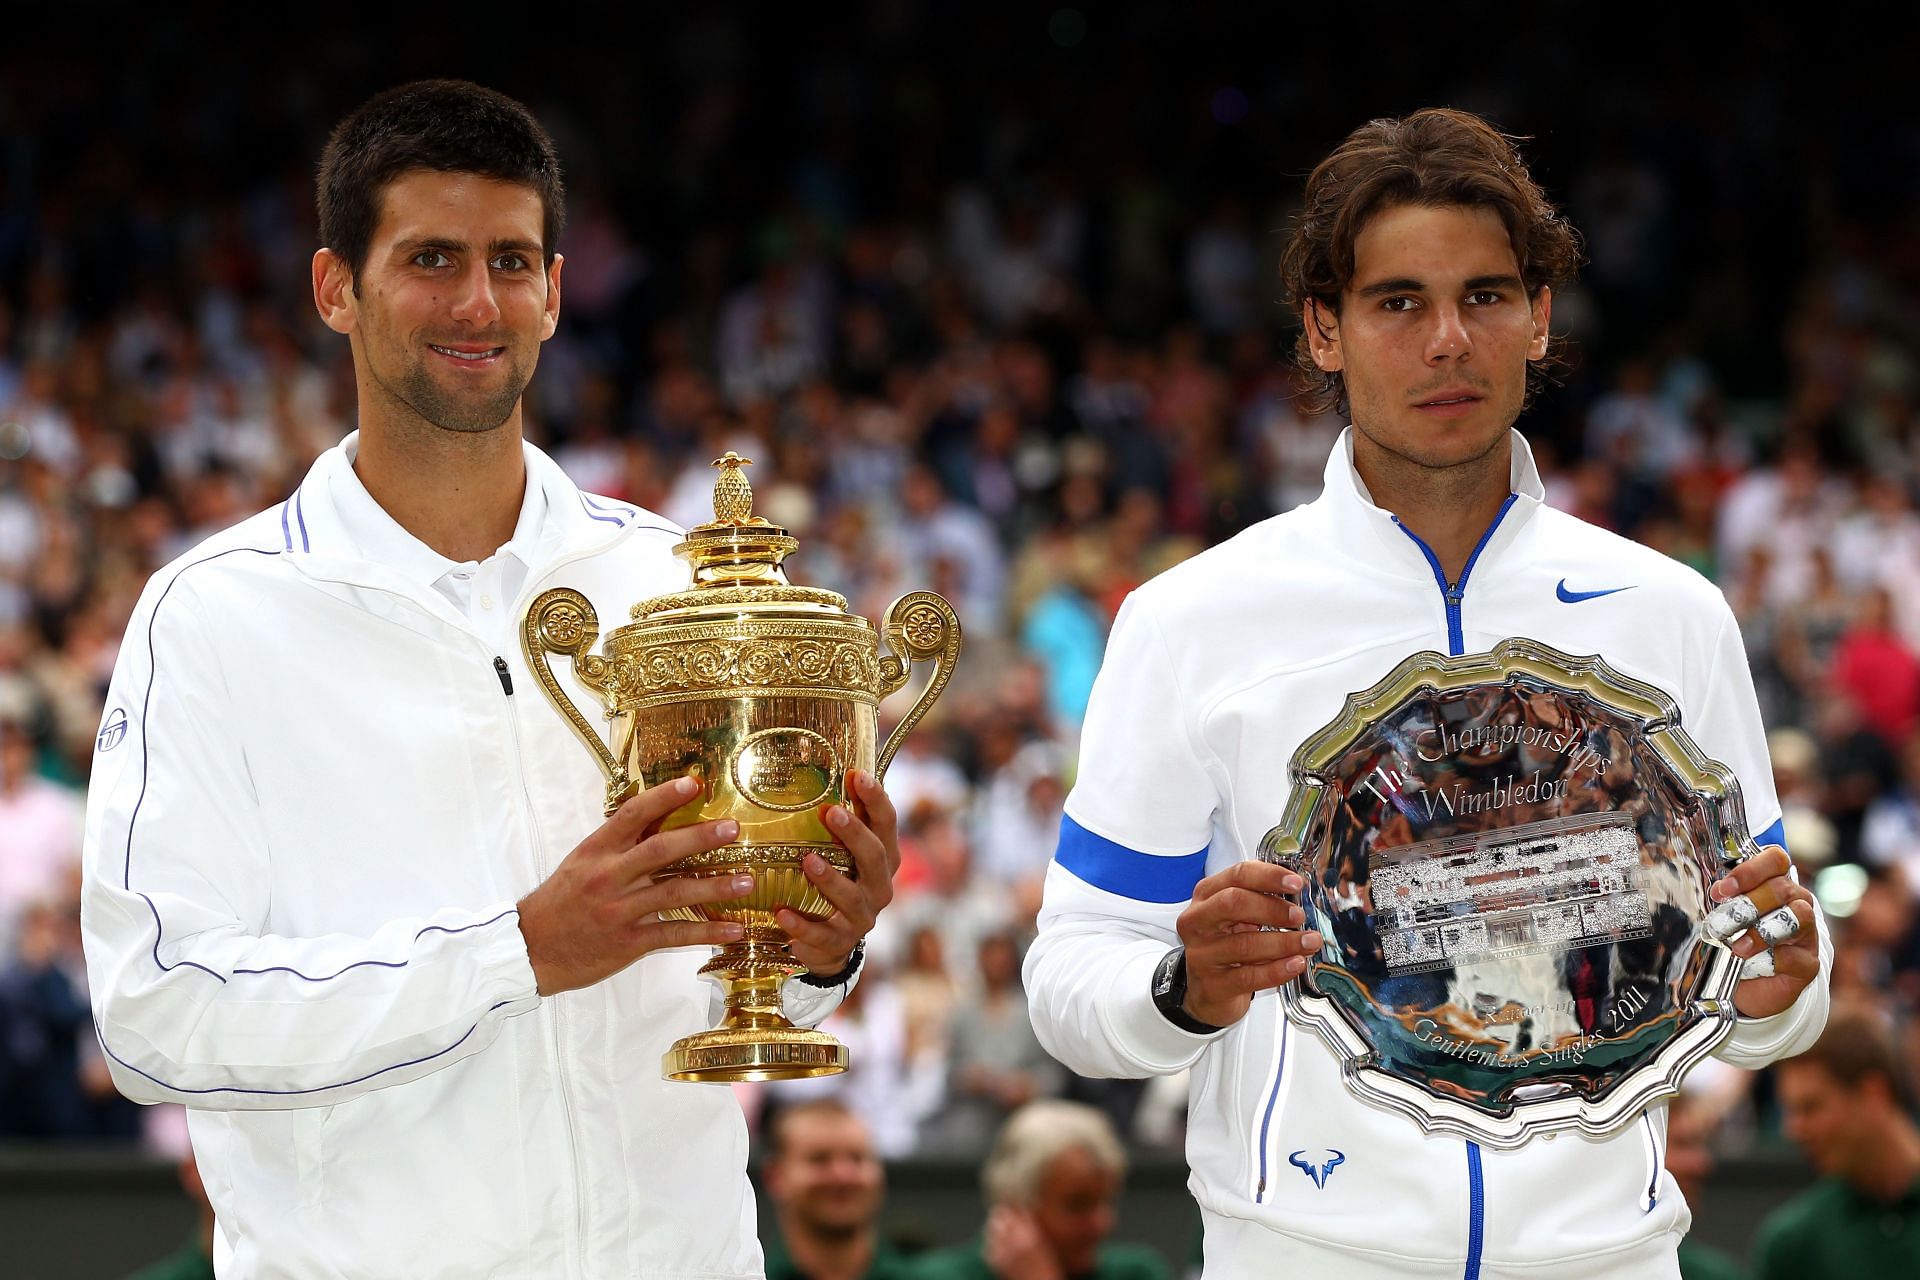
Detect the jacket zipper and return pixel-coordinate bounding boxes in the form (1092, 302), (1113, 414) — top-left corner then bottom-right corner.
(496, 538), (647, 1278)
(1252, 1010), (1289, 1200)
(1641, 1112), (1662, 1212)
(1390, 493), (1517, 1280)
(1464, 1141), (1485, 1280)
(1391, 493), (1518, 655)
(497, 652), (590, 1278)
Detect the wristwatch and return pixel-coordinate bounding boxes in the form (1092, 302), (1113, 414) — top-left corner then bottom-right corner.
(1151, 946), (1227, 1034)
(795, 939), (865, 988)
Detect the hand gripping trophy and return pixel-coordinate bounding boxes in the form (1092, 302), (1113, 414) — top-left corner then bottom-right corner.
(523, 454), (960, 1082)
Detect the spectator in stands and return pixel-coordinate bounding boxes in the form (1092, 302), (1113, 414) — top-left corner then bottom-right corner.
(0, 714), (82, 952)
(897, 462), (1007, 636)
(1862, 731), (1920, 888)
(1838, 865), (1920, 1014)
(1830, 586), (1920, 748)
(1754, 1002), (1920, 1277)
(762, 1099), (914, 1280)
(911, 1100), (1167, 1280)
(0, 897), (91, 1137)
(1664, 1091), (1747, 1280)
(922, 930), (1062, 1158)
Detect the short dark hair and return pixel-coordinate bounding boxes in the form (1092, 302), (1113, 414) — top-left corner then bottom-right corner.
(764, 1098), (864, 1161)
(316, 79), (565, 286)
(1278, 108), (1583, 417)
(1784, 1001), (1915, 1112)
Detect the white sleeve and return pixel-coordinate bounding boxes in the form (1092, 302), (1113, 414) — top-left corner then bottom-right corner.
(1024, 589), (1228, 1079)
(782, 979), (852, 1026)
(80, 570), (541, 1111)
(1684, 600), (1832, 1066)
(692, 965), (853, 1027)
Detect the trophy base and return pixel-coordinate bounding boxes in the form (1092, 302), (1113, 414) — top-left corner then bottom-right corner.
(663, 1027), (849, 1083)
(662, 940), (851, 1082)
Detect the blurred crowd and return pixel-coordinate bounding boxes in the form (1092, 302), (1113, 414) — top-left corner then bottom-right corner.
(0, 10), (1917, 1257)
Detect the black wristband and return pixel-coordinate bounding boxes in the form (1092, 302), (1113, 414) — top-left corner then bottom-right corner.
(795, 939), (865, 988)
(1151, 946), (1227, 1035)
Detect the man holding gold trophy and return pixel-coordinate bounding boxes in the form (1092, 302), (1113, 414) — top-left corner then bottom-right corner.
(1026, 110), (1830, 1279)
(78, 81), (953, 1278)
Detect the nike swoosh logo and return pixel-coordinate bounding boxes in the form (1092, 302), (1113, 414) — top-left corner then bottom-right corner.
(1556, 579), (1633, 603)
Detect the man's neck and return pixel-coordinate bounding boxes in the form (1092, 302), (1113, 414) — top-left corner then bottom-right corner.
(353, 419), (526, 564)
(780, 1218), (875, 1280)
(1852, 1119), (1920, 1202)
(1354, 431), (1514, 584)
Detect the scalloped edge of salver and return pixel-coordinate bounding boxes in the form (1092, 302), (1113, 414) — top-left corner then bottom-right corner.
(1255, 636), (1756, 1149)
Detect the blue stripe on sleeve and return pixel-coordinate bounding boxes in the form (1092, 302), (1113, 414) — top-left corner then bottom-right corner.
(1754, 817), (1787, 853)
(1054, 814), (1207, 904)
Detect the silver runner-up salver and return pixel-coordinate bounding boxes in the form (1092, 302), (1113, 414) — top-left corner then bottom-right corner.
(1256, 638), (1760, 1149)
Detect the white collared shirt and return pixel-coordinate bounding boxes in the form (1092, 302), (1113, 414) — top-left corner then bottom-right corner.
(328, 441), (551, 656)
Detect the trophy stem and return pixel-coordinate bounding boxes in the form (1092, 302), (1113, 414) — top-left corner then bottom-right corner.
(661, 940), (850, 1083)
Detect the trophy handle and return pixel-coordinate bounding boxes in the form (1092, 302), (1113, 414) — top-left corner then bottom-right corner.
(522, 588), (637, 814)
(874, 590), (962, 781)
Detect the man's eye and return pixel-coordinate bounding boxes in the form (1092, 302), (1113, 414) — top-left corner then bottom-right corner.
(413, 251), (451, 269)
(1382, 297), (1417, 313)
(492, 254), (529, 271)
(1467, 290), (1503, 305)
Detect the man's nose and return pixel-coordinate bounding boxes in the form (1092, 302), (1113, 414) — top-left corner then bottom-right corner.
(450, 263), (501, 327)
(1424, 304), (1471, 362)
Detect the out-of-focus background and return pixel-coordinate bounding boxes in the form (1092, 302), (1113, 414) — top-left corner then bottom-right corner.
(2, 5), (1917, 1276)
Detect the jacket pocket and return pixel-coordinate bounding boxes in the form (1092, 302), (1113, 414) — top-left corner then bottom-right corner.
(1475, 1121), (1682, 1265)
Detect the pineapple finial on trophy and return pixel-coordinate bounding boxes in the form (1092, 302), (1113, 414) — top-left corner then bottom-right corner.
(710, 452), (764, 525)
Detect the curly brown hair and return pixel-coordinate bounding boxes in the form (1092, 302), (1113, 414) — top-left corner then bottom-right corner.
(1279, 108), (1583, 417)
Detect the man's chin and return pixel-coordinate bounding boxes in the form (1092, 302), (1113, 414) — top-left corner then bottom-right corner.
(1061, 1249), (1100, 1277)
(1406, 430), (1510, 472)
(797, 1213), (866, 1241)
(399, 365), (528, 434)
(419, 391), (522, 435)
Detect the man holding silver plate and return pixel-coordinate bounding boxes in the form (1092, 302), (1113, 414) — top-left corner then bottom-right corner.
(1026, 108), (1829, 1279)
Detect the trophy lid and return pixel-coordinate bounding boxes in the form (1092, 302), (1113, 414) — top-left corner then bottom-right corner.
(635, 452), (849, 619)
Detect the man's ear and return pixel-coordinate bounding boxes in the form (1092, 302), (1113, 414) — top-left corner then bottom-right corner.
(1304, 298), (1343, 372)
(313, 249), (357, 336)
(1527, 286), (1553, 362)
(540, 253), (564, 342)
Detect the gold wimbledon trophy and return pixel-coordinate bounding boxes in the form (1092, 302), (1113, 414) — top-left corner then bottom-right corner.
(523, 453), (960, 1083)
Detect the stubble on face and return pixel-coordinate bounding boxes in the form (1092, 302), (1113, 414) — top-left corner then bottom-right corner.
(1350, 406), (1510, 476)
(1319, 203), (1547, 491)
(363, 315), (534, 435)
(344, 171), (554, 442)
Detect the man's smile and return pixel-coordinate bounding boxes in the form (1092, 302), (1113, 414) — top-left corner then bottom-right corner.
(428, 342), (507, 364)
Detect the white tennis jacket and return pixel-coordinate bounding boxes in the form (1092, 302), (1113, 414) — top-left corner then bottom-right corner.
(1026, 430), (1831, 1278)
(82, 437), (845, 1279)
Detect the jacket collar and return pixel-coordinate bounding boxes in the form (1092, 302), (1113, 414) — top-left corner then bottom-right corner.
(1318, 425), (1546, 579)
(281, 431), (665, 593)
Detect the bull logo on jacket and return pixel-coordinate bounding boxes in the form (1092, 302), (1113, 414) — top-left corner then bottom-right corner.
(1289, 1148), (1346, 1189)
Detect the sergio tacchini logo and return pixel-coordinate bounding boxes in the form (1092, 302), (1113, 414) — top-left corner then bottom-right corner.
(97, 707), (128, 752)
